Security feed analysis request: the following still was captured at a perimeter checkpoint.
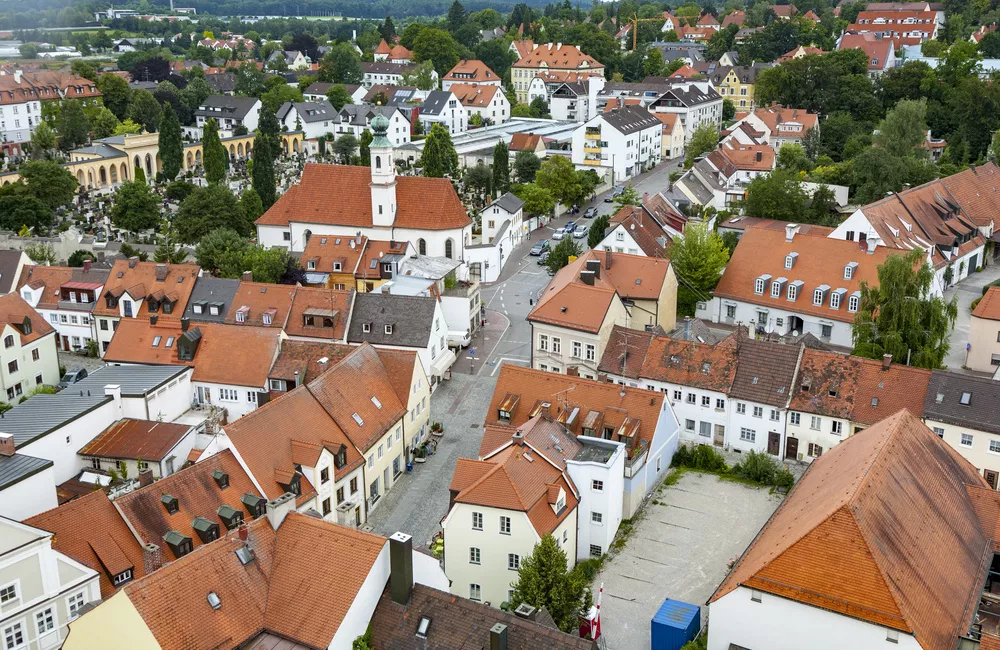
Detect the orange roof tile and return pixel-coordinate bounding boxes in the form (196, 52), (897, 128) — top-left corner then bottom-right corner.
(850, 356), (931, 425)
(16, 265), (109, 310)
(93, 260), (200, 318)
(0, 292), (55, 344)
(301, 233), (367, 275)
(224, 281), (296, 328)
(973, 286), (1000, 321)
(284, 286), (354, 340)
(838, 32), (894, 69)
(255, 164), (472, 231)
(514, 43), (605, 71)
(711, 409), (989, 650)
(449, 83), (501, 108)
(78, 418), (193, 462)
(25, 490), (147, 597)
(268, 340), (357, 385)
(113, 450), (264, 557)
(443, 59), (500, 83)
(749, 104), (819, 137)
(103, 319), (280, 388)
(356, 240), (410, 280)
(508, 132), (544, 152)
(607, 204), (672, 257)
(713, 228), (897, 323)
(787, 348), (861, 419)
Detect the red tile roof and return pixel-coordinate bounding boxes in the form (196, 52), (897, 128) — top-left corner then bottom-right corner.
(443, 59), (500, 83)
(449, 83), (502, 108)
(0, 292), (55, 344)
(78, 418), (193, 462)
(104, 319), (281, 388)
(284, 286), (354, 340)
(255, 164), (472, 231)
(838, 32), (894, 70)
(514, 43), (605, 72)
(748, 104), (819, 137)
(711, 410), (989, 650)
(25, 490), (147, 597)
(973, 286), (1000, 321)
(608, 205), (672, 257)
(224, 281), (296, 328)
(93, 260), (200, 318)
(850, 356), (931, 425)
(16, 265), (109, 310)
(301, 233), (367, 275)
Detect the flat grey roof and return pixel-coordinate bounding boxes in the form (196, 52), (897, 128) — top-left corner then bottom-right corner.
(573, 438), (618, 464)
(2, 393), (111, 448)
(72, 365), (191, 398)
(0, 453), (53, 491)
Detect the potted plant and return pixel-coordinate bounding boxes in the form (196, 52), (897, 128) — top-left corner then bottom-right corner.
(430, 421), (444, 437)
(413, 444), (428, 463)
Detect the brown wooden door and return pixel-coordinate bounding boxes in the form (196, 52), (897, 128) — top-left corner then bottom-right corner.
(767, 432), (780, 456)
(785, 436), (799, 460)
(714, 425), (725, 447)
(986, 470), (998, 490)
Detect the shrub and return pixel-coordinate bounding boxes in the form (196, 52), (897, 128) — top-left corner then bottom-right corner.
(731, 450), (780, 484)
(670, 444), (692, 468)
(688, 444), (728, 472)
(166, 180), (196, 202)
(774, 468), (795, 491)
(573, 558), (602, 582)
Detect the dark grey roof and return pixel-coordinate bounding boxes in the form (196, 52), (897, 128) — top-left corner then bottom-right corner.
(361, 61), (417, 75)
(923, 371), (1000, 435)
(551, 82), (587, 96)
(288, 101), (337, 124)
(129, 81), (158, 91)
(666, 318), (720, 345)
(653, 83), (720, 107)
(0, 453), (53, 491)
(70, 143), (127, 160)
(729, 339), (801, 407)
(205, 72), (236, 94)
(347, 292), (436, 348)
(304, 82), (361, 97)
(194, 95), (260, 120)
(491, 192), (525, 214)
(0, 250), (24, 293)
(182, 277), (239, 323)
(419, 90), (452, 116)
(604, 81), (672, 95)
(339, 103), (397, 126)
(3, 393), (111, 448)
(71, 365), (191, 398)
(602, 105), (662, 135)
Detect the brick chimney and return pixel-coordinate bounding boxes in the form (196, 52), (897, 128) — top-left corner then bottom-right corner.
(155, 264), (168, 282)
(882, 354), (892, 370)
(137, 467), (154, 487)
(242, 270), (253, 282)
(83, 258), (92, 272)
(128, 256), (139, 269)
(143, 543), (163, 574)
(0, 432), (14, 457)
(604, 248), (612, 270)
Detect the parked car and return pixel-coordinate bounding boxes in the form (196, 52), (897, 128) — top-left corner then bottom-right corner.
(573, 225), (589, 239)
(59, 368), (88, 389)
(584, 207), (598, 218)
(529, 240), (550, 256)
(564, 220), (576, 232)
(537, 250), (549, 265)
(552, 227), (567, 240)
(604, 186), (624, 202)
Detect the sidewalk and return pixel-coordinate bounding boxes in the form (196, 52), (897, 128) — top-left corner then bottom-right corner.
(944, 262), (1000, 371)
(451, 309), (508, 376)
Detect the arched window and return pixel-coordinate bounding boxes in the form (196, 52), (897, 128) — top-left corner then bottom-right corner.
(304, 230), (313, 247)
(375, 156), (381, 169)
(418, 239), (426, 255)
(445, 238), (454, 259)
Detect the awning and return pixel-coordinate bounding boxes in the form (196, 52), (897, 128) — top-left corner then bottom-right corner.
(429, 348), (457, 377)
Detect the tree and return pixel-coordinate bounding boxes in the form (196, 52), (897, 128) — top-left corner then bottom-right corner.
(19, 43), (39, 59)
(319, 44), (363, 85)
(464, 163), (492, 202)
(29, 122), (56, 159)
(58, 99), (90, 151)
(546, 236), (583, 274)
(528, 97), (550, 119)
(643, 48), (665, 78)
(98, 73), (132, 120)
(852, 249), (958, 369)
(24, 243), (57, 266)
(113, 119), (143, 136)
(326, 84), (354, 110)
(254, 104), (279, 211)
(217, 245), (290, 284)
(492, 140), (510, 195)
(401, 61), (437, 91)
(240, 188), (264, 223)
(92, 108), (121, 139)
(289, 33), (320, 61)
(132, 56), (171, 83)
(741, 169), (810, 222)
(379, 16), (398, 43)
(234, 61), (267, 96)
(802, 127), (822, 160)
(412, 28), (461, 76)
(195, 228), (250, 272)
(0, 185), (50, 233)
(127, 89), (162, 133)
(447, 0), (468, 32)
(261, 84), (303, 113)
(153, 234), (188, 264)
(158, 103), (183, 181)
(873, 98), (928, 159)
(421, 124), (459, 178)
(588, 214), (610, 249)
(777, 143), (812, 172)
(111, 181), (160, 233)
(67, 250), (93, 267)
(175, 185), (248, 243)
(513, 150), (541, 183)
(536, 156), (586, 207)
(512, 183), (555, 218)
(668, 222), (731, 316)
(614, 184), (642, 211)
(684, 123), (719, 167)
(509, 535), (591, 633)
(359, 129), (374, 166)
(980, 31), (1000, 58)
(722, 98), (736, 122)
(808, 184), (837, 225)
(19, 160), (77, 211)
(202, 118), (226, 185)
(332, 133), (359, 163)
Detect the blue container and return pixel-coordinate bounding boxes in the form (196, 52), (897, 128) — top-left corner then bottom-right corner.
(650, 599), (700, 650)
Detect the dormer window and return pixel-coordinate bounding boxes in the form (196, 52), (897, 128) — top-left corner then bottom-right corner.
(161, 494), (179, 514)
(385, 324), (393, 334)
(333, 262), (342, 271)
(163, 530), (193, 558)
(754, 275), (770, 295)
(307, 260), (316, 270)
(784, 252), (798, 270)
(241, 493), (267, 518)
(209, 303), (221, 316)
(262, 310), (274, 326)
(212, 469), (229, 489)
(216, 505), (243, 530)
(193, 302), (204, 314)
(334, 445), (348, 469)
(844, 262), (858, 280)
(192, 516), (220, 543)
(236, 306), (249, 323)
(813, 285), (830, 306)
(831, 292), (842, 309)
(363, 323), (371, 333)
(848, 292), (860, 312)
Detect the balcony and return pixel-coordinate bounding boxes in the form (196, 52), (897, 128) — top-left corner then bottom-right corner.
(585, 129), (601, 140)
(623, 439), (649, 479)
(583, 158), (604, 166)
(584, 145), (602, 153)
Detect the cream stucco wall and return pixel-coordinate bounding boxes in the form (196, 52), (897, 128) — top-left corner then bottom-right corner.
(784, 411), (852, 462)
(926, 417), (1000, 485)
(362, 418), (407, 517)
(62, 590), (161, 650)
(967, 314), (1000, 373)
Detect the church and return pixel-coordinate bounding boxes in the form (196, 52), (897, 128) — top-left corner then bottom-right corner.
(255, 113), (474, 259)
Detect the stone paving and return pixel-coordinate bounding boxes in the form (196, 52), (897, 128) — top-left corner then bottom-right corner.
(366, 371), (500, 548)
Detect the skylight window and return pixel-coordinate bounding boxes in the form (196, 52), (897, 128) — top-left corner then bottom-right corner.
(416, 616), (431, 638)
(152, 336), (161, 347)
(960, 392), (972, 406)
(371, 396), (382, 409)
(352, 413), (364, 426)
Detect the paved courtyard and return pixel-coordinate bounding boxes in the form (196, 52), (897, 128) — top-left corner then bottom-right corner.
(594, 471), (783, 650)
(366, 372), (499, 547)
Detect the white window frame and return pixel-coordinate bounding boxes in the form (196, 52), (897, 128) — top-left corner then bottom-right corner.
(961, 433), (974, 447)
(499, 515), (511, 535)
(740, 428), (756, 442)
(813, 289), (824, 306)
(469, 547), (481, 564)
(472, 511), (483, 530)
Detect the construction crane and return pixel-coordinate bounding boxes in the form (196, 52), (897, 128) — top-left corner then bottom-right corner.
(628, 14), (669, 50)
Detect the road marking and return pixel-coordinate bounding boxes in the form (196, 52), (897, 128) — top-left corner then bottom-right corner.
(476, 311), (511, 377)
(489, 357), (530, 376)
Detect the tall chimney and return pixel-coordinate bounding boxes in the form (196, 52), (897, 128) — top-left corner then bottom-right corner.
(128, 256), (139, 269)
(266, 492), (296, 530)
(490, 623), (508, 650)
(389, 532), (414, 606)
(0, 432), (14, 457)
(104, 384), (122, 414)
(867, 238), (877, 255)
(143, 543), (163, 574)
(580, 270), (595, 286)
(882, 354), (892, 370)
(137, 467), (154, 487)
(784, 223), (799, 242)
(585, 258), (601, 280)
(155, 263), (168, 281)
(604, 248), (612, 270)
(242, 270), (253, 282)
(83, 258), (92, 273)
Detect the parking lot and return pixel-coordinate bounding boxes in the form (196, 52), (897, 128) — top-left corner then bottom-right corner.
(594, 471), (783, 650)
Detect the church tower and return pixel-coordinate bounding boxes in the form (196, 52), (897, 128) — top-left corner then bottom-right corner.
(370, 111), (396, 228)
